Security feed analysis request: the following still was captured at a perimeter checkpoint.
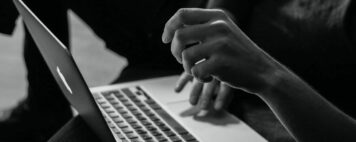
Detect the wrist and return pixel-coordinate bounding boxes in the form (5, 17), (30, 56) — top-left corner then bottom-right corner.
(257, 64), (288, 98)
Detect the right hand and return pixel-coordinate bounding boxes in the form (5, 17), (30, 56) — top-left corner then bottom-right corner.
(175, 72), (233, 111)
(162, 8), (283, 94)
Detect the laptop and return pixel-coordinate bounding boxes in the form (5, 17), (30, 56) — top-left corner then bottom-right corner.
(13, 0), (267, 141)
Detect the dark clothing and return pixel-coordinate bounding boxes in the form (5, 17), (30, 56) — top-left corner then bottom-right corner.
(209, 0), (356, 117)
(213, 0), (356, 141)
(245, 0), (356, 118)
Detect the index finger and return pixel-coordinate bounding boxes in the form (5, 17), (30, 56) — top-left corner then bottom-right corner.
(162, 8), (226, 43)
(175, 72), (193, 92)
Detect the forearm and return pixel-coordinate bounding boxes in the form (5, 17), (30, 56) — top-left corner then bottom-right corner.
(259, 67), (356, 142)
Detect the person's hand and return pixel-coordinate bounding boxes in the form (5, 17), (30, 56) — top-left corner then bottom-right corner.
(162, 8), (282, 94)
(175, 72), (233, 111)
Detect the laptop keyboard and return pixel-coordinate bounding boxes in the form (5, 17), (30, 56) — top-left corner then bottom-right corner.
(93, 87), (199, 142)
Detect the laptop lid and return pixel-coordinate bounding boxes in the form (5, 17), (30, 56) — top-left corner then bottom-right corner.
(13, 0), (115, 141)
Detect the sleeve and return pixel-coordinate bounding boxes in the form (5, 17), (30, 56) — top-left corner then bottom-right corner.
(0, 0), (19, 35)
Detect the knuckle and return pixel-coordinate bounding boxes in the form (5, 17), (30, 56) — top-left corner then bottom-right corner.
(191, 66), (203, 81)
(212, 37), (230, 52)
(211, 20), (230, 35)
(174, 29), (185, 43)
(220, 37), (231, 48)
(177, 8), (188, 20)
(214, 9), (229, 20)
(181, 49), (192, 62)
(210, 55), (223, 72)
(170, 44), (179, 59)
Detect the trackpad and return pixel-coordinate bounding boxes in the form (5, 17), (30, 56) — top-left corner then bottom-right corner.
(165, 101), (266, 142)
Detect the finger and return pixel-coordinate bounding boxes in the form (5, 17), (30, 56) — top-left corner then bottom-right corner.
(189, 37), (229, 82)
(181, 36), (225, 75)
(199, 79), (218, 110)
(190, 78), (204, 105)
(175, 72), (193, 92)
(181, 41), (211, 74)
(191, 57), (218, 83)
(162, 8), (227, 43)
(214, 83), (232, 110)
(171, 20), (231, 63)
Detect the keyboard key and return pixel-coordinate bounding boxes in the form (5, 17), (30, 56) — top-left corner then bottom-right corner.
(136, 115), (147, 120)
(131, 138), (143, 142)
(140, 134), (153, 140)
(115, 133), (125, 139)
(131, 124), (142, 129)
(164, 131), (176, 137)
(106, 110), (115, 114)
(141, 120), (152, 126)
(112, 127), (120, 133)
(122, 127), (134, 134)
(150, 130), (162, 136)
(101, 105), (111, 109)
(149, 104), (162, 110)
(117, 123), (128, 128)
(145, 111), (155, 117)
(110, 101), (119, 105)
(158, 125), (170, 131)
(113, 104), (124, 110)
(127, 133), (139, 139)
(120, 98), (129, 102)
(149, 115), (160, 121)
(181, 133), (196, 141)
(155, 121), (165, 126)
(108, 113), (120, 118)
(169, 136), (182, 142)
(114, 93), (125, 98)
(127, 106), (137, 111)
(97, 101), (107, 105)
(145, 139), (156, 142)
(107, 122), (115, 128)
(156, 136), (168, 142)
(117, 109), (128, 114)
(92, 93), (101, 99)
(135, 128), (147, 134)
(131, 110), (141, 115)
(123, 102), (133, 107)
(131, 98), (140, 102)
(136, 102), (145, 107)
(141, 106), (150, 111)
(175, 127), (188, 135)
(106, 96), (115, 101)
(145, 99), (155, 104)
(113, 117), (124, 123)
(127, 118), (137, 124)
(122, 114), (132, 119)
(146, 125), (157, 131)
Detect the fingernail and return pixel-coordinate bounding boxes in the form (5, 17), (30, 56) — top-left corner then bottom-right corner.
(174, 86), (180, 92)
(190, 97), (197, 105)
(215, 102), (223, 110)
(200, 100), (208, 109)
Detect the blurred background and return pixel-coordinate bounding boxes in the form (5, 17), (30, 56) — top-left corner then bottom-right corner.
(0, 11), (127, 111)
